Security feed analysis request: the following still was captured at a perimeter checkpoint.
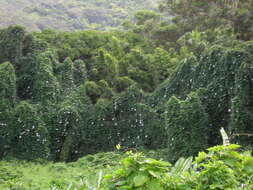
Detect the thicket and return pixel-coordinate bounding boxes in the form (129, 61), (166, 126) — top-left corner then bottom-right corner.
(100, 144), (253, 190)
(1, 144), (252, 190)
(149, 45), (253, 160)
(1, 0), (253, 163)
(0, 25), (173, 161)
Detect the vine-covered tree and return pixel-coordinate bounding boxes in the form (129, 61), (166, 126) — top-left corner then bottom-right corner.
(73, 59), (88, 86)
(32, 51), (59, 104)
(0, 62), (16, 105)
(11, 101), (50, 160)
(0, 62), (16, 157)
(1, 17), (253, 163)
(0, 26), (25, 65)
(229, 61), (253, 146)
(59, 57), (75, 95)
(165, 92), (209, 162)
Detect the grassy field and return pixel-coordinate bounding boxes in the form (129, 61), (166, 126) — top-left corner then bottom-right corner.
(0, 150), (167, 190)
(1, 146), (252, 190)
(0, 152), (121, 190)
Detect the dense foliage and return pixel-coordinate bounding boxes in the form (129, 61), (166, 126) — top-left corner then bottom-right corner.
(0, 0), (253, 164)
(0, 151), (126, 190)
(0, 149), (167, 190)
(0, 25), (174, 161)
(101, 144), (253, 190)
(0, 145), (252, 190)
(1, 1), (253, 189)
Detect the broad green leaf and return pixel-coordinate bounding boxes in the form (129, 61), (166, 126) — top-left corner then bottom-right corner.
(122, 158), (136, 168)
(118, 185), (132, 190)
(221, 156), (237, 167)
(172, 157), (192, 174)
(142, 158), (170, 167)
(148, 170), (160, 178)
(243, 158), (253, 173)
(208, 144), (240, 152)
(115, 169), (126, 176)
(133, 174), (149, 187)
(195, 152), (207, 163)
(114, 181), (127, 186)
(146, 179), (163, 190)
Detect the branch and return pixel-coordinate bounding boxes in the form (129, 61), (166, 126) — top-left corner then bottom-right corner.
(230, 133), (253, 140)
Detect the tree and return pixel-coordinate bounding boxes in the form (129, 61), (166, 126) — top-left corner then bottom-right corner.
(0, 26), (25, 64)
(162, 0), (253, 40)
(32, 51), (59, 104)
(16, 35), (48, 99)
(229, 61), (253, 146)
(59, 57), (75, 95)
(165, 92), (209, 162)
(73, 59), (88, 86)
(0, 62), (16, 157)
(91, 49), (118, 87)
(115, 76), (135, 92)
(0, 62), (16, 106)
(56, 104), (81, 161)
(0, 99), (13, 158)
(11, 101), (50, 160)
(135, 10), (160, 25)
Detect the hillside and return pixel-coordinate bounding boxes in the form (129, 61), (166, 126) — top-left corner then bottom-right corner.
(0, 0), (161, 31)
(1, 0), (253, 189)
(1, 0), (253, 163)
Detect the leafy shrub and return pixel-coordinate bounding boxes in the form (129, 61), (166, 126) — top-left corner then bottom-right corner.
(100, 144), (253, 190)
(102, 151), (170, 190)
(194, 144), (253, 189)
(0, 145), (252, 190)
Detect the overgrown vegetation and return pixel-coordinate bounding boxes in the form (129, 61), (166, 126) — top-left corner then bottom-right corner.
(1, 0), (253, 189)
(101, 144), (253, 190)
(0, 145), (252, 190)
(1, 0), (253, 162)
(0, 149), (167, 190)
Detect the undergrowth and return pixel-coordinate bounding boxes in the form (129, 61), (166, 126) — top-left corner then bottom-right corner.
(0, 146), (252, 190)
(0, 150), (167, 190)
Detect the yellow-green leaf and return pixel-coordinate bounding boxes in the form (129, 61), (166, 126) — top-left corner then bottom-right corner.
(146, 179), (163, 190)
(133, 174), (149, 187)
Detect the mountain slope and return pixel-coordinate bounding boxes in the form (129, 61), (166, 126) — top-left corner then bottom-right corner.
(0, 0), (161, 31)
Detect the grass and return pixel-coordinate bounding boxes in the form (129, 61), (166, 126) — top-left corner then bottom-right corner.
(0, 149), (167, 190)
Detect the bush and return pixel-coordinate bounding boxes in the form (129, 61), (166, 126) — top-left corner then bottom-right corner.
(101, 144), (253, 190)
(165, 92), (209, 162)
